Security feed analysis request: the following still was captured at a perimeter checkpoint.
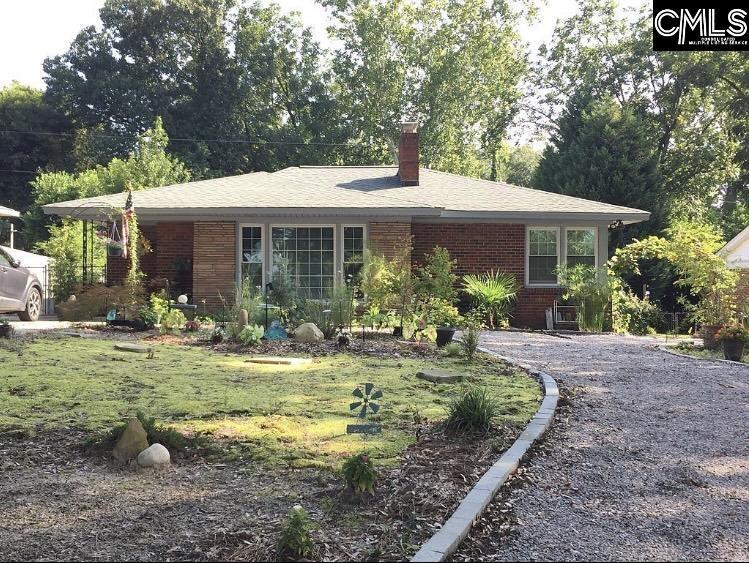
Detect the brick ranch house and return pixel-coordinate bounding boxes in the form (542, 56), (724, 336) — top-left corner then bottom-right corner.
(719, 225), (749, 306)
(43, 123), (650, 329)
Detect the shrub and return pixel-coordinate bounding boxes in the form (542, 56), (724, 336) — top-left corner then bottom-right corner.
(301, 299), (335, 338)
(341, 453), (378, 494)
(237, 324), (264, 345)
(148, 290), (170, 325)
(612, 288), (662, 335)
(160, 309), (186, 334)
(184, 319), (201, 332)
(461, 314), (482, 361)
(423, 297), (463, 327)
(56, 284), (140, 321)
(557, 265), (611, 332)
(444, 342), (463, 357)
(137, 306), (158, 329)
(717, 324), (749, 343)
(330, 282), (357, 331)
(446, 386), (499, 432)
(462, 271), (519, 328)
(210, 327), (225, 344)
(278, 506), (315, 559)
(415, 246), (458, 303)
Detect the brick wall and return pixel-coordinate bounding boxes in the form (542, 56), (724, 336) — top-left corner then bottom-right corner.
(411, 223), (559, 329)
(368, 221), (412, 262)
(106, 223), (193, 296)
(192, 221), (236, 310)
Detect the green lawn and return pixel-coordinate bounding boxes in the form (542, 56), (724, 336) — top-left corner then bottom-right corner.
(671, 342), (747, 363)
(0, 336), (541, 468)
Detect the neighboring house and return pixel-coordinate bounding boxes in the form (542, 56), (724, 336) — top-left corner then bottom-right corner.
(719, 225), (749, 307)
(43, 122), (650, 328)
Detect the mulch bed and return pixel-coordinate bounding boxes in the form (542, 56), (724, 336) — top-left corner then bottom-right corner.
(0, 422), (521, 561)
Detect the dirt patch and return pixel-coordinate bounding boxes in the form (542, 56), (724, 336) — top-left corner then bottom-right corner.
(0, 421), (520, 561)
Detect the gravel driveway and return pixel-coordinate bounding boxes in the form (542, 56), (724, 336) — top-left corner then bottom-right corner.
(476, 331), (748, 562)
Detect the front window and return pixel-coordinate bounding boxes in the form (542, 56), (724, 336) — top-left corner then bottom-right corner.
(566, 228), (596, 268)
(528, 228), (559, 285)
(343, 226), (365, 284)
(241, 226), (263, 289)
(272, 227), (335, 299)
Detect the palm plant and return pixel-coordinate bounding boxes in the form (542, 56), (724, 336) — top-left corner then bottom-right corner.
(462, 270), (519, 328)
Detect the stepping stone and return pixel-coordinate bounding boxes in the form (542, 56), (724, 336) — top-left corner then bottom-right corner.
(59, 331), (83, 338)
(246, 356), (311, 366)
(114, 343), (153, 354)
(416, 369), (464, 384)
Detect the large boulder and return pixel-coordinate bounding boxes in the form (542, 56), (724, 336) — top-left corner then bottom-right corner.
(112, 418), (149, 463)
(137, 443), (171, 467)
(294, 322), (324, 343)
(238, 308), (249, 329)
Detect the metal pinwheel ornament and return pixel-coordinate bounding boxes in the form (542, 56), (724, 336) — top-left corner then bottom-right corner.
(350, 383), (383, 419)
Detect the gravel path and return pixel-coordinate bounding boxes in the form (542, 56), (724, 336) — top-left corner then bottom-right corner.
(477, 331), (749, 562)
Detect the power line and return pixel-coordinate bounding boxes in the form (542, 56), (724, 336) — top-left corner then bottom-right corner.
(0, 169), (39, 174)
(0, 129), (360, 147)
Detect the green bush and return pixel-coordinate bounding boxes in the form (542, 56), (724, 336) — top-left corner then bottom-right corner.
(446, 386), (499, 432)
(415, 246), (458, 303)
(138, 306), (158, 329)
(556, 265), (611, 332)
(148, 290), (170, 325)
(461, 314), (482, 361)
(462, 271), (519, 328)
(341, 452), (378, 494)
(160, 309), (187, 334)
(330, 283), (357, 330)
(444, 342), (463, 357)
(278, 506), (315, 559)
(612, 289), (662, 335)
(423, 297), (463, 327)
(237, 324), (264, 345)
(210, 327), (225, 343)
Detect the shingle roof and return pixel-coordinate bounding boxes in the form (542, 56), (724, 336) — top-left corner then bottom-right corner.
(43, 166), (650, 223)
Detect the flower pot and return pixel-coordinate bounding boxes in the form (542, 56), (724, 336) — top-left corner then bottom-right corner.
(107, 244), (123, 257)
(0, 324), (13, 339)
(723, 339), (745, 362)
(435, 326), (456, 348)
(699, 324), (722, 351)
(392, 326), (403, 338)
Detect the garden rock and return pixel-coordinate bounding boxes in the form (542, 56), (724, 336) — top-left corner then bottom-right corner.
(137, 443), (171, 467)
(114, 343), (152, 354)
(238, 308), (249, 329)
(416, 369), (464, 384)
(112, 418), (149, 463)
(294, 322), (324, 343)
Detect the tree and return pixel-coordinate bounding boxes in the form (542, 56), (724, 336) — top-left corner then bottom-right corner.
(534, 95), (662, 248)
(34, 119), (190, 298)
(495, 143), (540, 187)
(531, 0), (743, 234)
(43, 0), (343, 177)
(326, 0), (528, 177)
(0, 82), (72, 213)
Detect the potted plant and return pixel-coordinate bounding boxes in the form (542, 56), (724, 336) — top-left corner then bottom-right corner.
(716, 324), (748, 362)
(0, 318), (13, 339)
(425, 298), (463, 347)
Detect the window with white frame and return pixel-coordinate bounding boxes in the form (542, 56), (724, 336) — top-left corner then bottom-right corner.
(241, 226), (263, 290)
(566, 228), (596, 268)
(271, 226), (335, 299)
(528, 228), (559, 285)
(343, 226), (365, 284)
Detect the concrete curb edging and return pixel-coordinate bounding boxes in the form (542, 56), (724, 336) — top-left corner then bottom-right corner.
(410, 347), (559, 563)
(658, 345), (749, 368)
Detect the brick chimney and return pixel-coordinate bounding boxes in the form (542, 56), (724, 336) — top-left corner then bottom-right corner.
(398, 121), (419, 186)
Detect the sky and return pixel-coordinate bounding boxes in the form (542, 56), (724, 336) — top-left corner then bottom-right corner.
(0, 0), (646, 90)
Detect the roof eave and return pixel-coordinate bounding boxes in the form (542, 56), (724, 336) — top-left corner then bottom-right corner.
(42, 205), (443, 220)
(437, 210), (651, 224)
